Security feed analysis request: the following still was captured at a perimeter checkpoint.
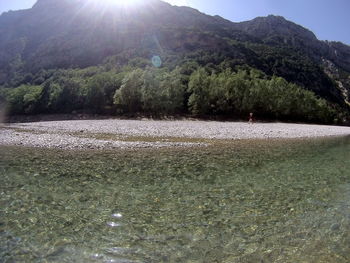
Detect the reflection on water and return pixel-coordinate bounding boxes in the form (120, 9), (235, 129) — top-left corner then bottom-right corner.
(1, 137), (350, 262)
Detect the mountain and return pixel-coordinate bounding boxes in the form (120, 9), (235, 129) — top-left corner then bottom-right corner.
(232, 15), (350, 106)
(234, 15), (350, 72)
(0, 0), (242, 71)
(0, 0), (349, 122)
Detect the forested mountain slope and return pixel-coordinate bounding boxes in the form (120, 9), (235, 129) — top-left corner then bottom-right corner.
(0, 0), (349, 123)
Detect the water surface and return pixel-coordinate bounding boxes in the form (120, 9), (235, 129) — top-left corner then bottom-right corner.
(1, 137), (350, 262)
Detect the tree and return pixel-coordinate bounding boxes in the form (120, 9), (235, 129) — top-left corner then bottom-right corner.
(3, 85), (43, 114)
(85, 72), (122, 113)
(188, 68), (211, 115)
(114, 69), (144, 113)
(140, 68), (167, 115)
(160, 68), (186, 114)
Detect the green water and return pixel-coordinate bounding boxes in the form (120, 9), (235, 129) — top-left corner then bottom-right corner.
(1, 137), (350, 263)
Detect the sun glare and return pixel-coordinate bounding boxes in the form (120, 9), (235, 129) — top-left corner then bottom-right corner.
(85, 0), (190, 9)
(88, 0), (145, 7)
(87, 0), (191, 7)
(164, 0), (189, 6)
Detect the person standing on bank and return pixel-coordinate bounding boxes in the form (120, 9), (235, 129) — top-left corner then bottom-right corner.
(249, 112), (254, 123)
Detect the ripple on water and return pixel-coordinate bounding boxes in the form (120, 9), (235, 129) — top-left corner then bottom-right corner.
(104, 259), (139, 263)
(112, 213), (123, 219)
(107, 222), (122, 227)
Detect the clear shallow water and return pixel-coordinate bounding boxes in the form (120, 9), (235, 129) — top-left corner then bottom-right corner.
(1, 137), (350, 263)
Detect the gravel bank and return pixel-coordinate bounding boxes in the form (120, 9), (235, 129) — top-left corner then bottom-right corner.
(1, 119), (350, 150)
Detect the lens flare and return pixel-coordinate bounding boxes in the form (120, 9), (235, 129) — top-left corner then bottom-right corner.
(152, 56), (162, 68)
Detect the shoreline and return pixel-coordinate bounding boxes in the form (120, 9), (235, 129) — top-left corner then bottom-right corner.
(1, 119), (350, 150)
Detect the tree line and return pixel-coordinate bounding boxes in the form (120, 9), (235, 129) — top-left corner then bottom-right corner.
(0, 63), (341, 124)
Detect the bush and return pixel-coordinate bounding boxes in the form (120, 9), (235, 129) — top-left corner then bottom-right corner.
(3, 85), (43, 114)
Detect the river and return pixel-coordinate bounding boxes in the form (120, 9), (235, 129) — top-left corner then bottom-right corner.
(1, 137), (350, 262)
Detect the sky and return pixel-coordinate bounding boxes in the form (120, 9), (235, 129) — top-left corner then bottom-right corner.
(0, 0), (349, 45)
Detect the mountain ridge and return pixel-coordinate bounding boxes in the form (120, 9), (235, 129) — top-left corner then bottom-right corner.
(1, 0), (349, 71)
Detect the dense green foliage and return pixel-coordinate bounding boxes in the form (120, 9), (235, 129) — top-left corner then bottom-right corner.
(188, 67), (336, 122)
(0, 62), (339, 123)
(114, 68), (186, 115)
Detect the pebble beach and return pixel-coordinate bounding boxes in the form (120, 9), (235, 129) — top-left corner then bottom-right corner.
(1, 119), (350, 150)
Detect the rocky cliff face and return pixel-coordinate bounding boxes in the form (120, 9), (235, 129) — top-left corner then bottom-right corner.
(324, 41), (350, 72)
(323, 58), (350, 106)
(0, 0), (349, 109)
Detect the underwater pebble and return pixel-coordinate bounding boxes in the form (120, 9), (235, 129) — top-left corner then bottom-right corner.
(331, 223), (341, 231)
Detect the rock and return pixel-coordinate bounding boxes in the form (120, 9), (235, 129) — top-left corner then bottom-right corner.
(331, 223), (341, 231)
